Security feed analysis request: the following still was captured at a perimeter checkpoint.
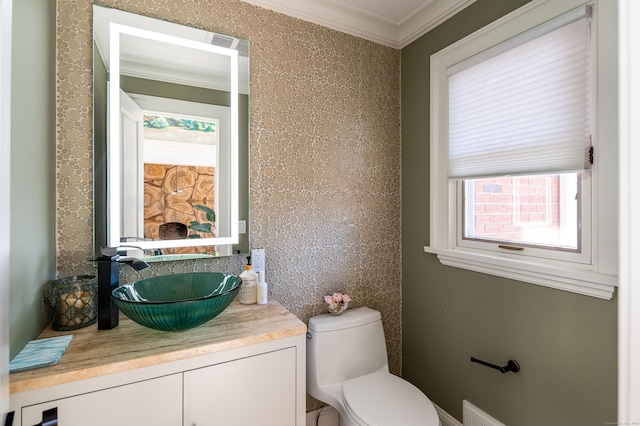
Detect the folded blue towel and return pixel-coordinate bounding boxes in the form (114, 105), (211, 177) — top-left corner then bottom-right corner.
(9, 335), (73, 373)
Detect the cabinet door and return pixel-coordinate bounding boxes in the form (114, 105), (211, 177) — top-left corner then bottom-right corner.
(184, 347), (297, 426)
(21, 373), (182, 426)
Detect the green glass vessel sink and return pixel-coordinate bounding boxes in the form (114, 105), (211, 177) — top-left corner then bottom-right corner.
(111, 272), (241, 331)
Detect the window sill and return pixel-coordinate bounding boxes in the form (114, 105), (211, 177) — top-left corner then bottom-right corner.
(423, 246), (617, 299)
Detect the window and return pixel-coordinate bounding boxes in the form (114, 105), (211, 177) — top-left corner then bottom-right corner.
(426, 0), (618, 299)
(460, 172), (587, 262)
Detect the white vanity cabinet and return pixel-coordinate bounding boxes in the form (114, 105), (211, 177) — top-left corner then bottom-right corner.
(9, 300), (307, 426)
(184, 347), (297, 426)
(20, 374), (183, 426)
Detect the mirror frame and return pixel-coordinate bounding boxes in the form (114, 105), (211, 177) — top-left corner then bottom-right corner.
(93, 6), (249, 255)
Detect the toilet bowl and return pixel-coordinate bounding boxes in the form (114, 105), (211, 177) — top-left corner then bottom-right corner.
(307, 307), (439, 426)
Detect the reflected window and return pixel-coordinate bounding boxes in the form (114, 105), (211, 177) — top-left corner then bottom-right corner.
(142, 113), (219, 254)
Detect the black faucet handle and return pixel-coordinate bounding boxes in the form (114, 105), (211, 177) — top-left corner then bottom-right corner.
(91, 248), (118, 263)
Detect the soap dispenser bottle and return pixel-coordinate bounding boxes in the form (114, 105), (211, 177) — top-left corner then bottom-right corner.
(239, 256), (258, 304)
(257, 270), (268, 305)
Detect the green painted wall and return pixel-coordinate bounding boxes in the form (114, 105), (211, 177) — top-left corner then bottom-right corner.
(9, 0), (56, 357)
(401, 1), (618, 424)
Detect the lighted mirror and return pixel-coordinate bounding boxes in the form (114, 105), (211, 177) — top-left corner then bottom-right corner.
(93, 5), (249, 260)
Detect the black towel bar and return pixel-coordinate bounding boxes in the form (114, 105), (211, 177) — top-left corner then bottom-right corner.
(470, 357), (520, 374)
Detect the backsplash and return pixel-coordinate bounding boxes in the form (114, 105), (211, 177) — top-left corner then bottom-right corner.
(55, 0), (401, 408)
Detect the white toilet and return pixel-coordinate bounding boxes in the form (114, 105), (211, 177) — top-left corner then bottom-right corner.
(307, 307), (440, 426)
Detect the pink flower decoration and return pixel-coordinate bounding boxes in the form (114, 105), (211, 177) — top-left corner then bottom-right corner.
(324, 291), (351, 315)
(323, 291), (351, 308)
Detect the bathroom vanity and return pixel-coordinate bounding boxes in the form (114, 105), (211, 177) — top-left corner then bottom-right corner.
(9, 300), (307, 426)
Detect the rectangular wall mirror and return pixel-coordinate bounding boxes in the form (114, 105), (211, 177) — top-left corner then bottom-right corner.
(93, 5), (250, 260)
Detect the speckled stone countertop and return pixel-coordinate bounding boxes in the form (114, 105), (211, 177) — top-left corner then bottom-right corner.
(10, 299), (306, 394)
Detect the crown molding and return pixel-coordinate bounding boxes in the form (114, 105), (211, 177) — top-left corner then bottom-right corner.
(240, 0), (476, 49)
(399, 0), (477, 47)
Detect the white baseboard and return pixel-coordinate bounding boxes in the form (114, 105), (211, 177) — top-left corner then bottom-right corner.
(306, 403), (460, 426)
(434, 402), (462, 426)
(306, 405), (340, 426)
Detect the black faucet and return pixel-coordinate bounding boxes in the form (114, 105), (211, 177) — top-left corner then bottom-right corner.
(96, 247), (149, 330)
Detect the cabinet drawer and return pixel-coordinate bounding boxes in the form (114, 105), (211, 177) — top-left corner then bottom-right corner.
(21, 374), (182, 426)
(184, 347), (297, 426)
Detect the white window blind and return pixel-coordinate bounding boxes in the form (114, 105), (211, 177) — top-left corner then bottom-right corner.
(447, 6), (592, 179)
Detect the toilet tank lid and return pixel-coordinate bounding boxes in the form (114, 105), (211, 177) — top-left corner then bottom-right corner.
(308, 307), (381, 333)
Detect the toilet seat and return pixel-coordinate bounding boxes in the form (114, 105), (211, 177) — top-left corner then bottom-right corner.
(342, 372), (439, 426)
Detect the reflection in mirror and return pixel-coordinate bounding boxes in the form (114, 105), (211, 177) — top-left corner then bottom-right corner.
(93, 5), (249, 260)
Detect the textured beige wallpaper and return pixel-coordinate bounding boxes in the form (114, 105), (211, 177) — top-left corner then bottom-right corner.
(56, 0), (401, 407)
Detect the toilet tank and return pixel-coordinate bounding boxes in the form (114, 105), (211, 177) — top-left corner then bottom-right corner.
(307, 307), (389, 391)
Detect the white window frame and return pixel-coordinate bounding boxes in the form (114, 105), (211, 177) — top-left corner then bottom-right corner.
(425, 0), (618, 299)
